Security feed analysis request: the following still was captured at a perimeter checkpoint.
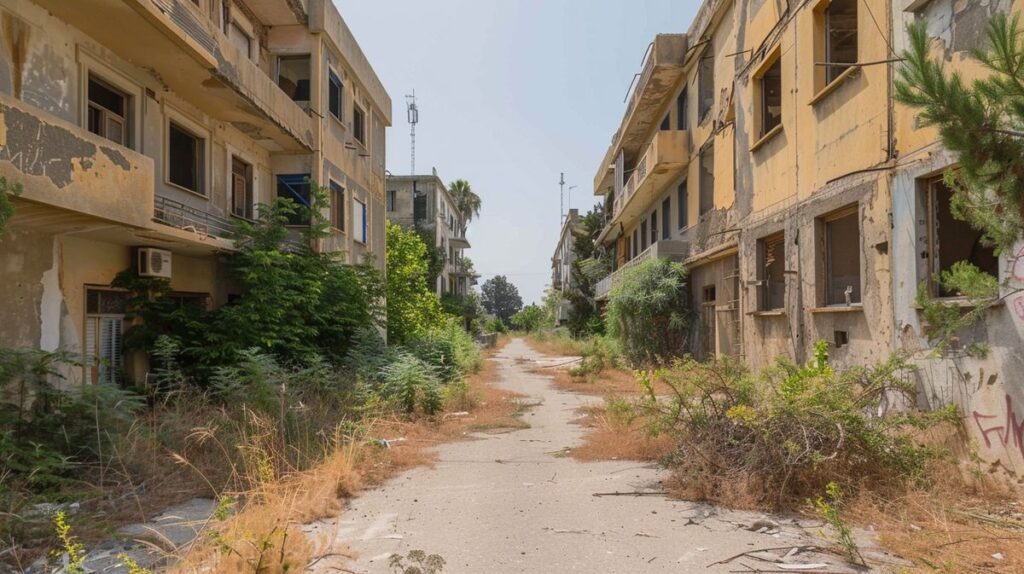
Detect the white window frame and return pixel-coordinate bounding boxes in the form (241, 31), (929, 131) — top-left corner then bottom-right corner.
(163, 104), (211, 197)
(76, 48), (143, 151)
(353, 196), (368, 245)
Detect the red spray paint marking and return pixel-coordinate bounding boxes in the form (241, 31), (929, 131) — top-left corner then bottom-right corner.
(1013, 245), (1024, 281)
(1014, 296), (1024, 321)
(973, 395), (1024, 460)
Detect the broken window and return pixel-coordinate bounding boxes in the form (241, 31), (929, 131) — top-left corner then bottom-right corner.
(88, 75), (129, 147)
(414, 190), (427, 223)
(650, 209), (659, 245)
(660, 113), (671, 131)
(353, 104), (366, 145)
(698, 47), (714, 122)
(353, 197), (368, 244)
(330, 180), (345, 231)
(328, 70), (343, 121)
(925, 177), (999, 297)
(677, 179), (688, 229)
(632, 228), (639, 259)
(758, 55), (782, 137)
(758, 232), (785, 311)
(822, 206), (861, 306)
(640, 219), (649, 252)
(699, 143), (714, 216)
(231, 156), (253, 219)
(824, 0), (858, 85)
(662, 197), (671, 240)
(276, 174), (311, 226)
(277, 55), (311, 106)
(168, 121), (204, 195)
(677, 88), (688, 131)
(85, 289), (128, 385)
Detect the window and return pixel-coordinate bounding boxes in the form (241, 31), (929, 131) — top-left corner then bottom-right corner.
(168, 121), (204, 195)
(330, 181), (345, 231)
(85, 289), (129, 385)
(758, 55), (782, 137)
(821, 0), (858, 86)
(822, 207), (861, 305)
(677, 89), (688, 131)
(661, 198), (671, 240)
(88, 75), (130, 147)
(353, 104), (366, 145)
(698, 47), (714, 121)
(228, 21), (252, 59)
(276, 174), (311, 226)
(677, 180), (688, 229)
(660, 113), (671, 131)
(353, 197), (368, 244)
(925, 177), (999, 297)
(758, 233), (786, 311)
(277, 55), (311, 105)
(699, 143), (715, 216)
(650, 209), (658, 244)
(387, 189), (397, 212)
(328, 70), (343, 121)
(231, 156), (253, 219)
(632, 229), (639, 259)
(641, 219), (649, 251)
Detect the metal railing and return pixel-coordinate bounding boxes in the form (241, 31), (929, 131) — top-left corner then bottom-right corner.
(595, 240), (690, 300)
(154, 194), (236, 239)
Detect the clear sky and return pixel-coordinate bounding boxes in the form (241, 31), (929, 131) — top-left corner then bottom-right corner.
(335, 0), (700, 305)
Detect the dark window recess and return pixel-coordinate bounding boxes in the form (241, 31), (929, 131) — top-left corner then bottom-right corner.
(413, 192), (427, 223)
(387, 190), (397, 211)
(834, 330), (849, 348)
(758, 233), (786, 311)
(641, 219), (649, 252)
(650, 209), (658, 245)
(88, 76), (129, 146)
(825, 0), (858, 84)
(760, 57), (782, 136)
(168, 122), (204, 194)
(353, 105), (366, 145)
(661, 198), (671, 240)
(278, 55), (311, 105)
(677, 180), (688, 229)
(699, 144), (715, 216)
(927, 178), (999, 297)
(824, 209), (861, 305)
(632, 229), (639, 259)
(698, 48), (714, 121)
(328, 71), (343, 120)
(231, 156), (253, 219)
(330, 181), (345, 231)
(677, 89), (688, 131)
(660, 113), (671, 131)
(277, 174), (311, 226)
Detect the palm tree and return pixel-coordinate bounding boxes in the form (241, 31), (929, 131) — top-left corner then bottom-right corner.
(448, 179), (481, 224)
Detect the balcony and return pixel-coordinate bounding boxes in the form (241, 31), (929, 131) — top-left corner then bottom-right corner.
(450, 232), (471, 250)
(0, 94), (154, 230)
(36, 0), (313, 152)
(153, 195), (236, 239)
(611, 130), (689, 226)
(595, 240), (689, 301)
(594, 34), (688, 196)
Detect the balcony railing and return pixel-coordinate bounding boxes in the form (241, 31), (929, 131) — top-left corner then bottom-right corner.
(154, 195), (236, 239)
(595, 240), (689, 300)
(612, 130), (689, 222)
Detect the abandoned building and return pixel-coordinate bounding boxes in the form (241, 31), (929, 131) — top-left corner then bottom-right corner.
(591, 0), (1024, 474)
(0, 0), (391, 385)
(550, 208), (581, 325)
(385, 169), (474, 297)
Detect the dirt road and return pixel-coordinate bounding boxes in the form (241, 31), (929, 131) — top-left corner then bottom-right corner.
(307, 338), (872, 573)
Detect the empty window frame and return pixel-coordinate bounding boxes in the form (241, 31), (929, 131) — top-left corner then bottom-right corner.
(757, 54), (782, 137)
(353, 104), (367, 145)
(387, 189), (397, 212)
(276, 174), (311, 226)
(924, 177), (999, 297)
(353, 197), (368, 244)
(168, 121), (205, 195)
(650, 208), (659, 245)
(632, 228), (639, 259)
(758, 232), (786, 311)
(277, 55), (311, 105)
(641, 219), (649, 252)
(228, 21), (252, 59)
(698, 47), (714, 122)
(660, 113), (671, 131)
(677, 88), (688, 131)
(822, 206), (861, 306)
(330, 180), (345, 231)
(85, 288), (129, 385)
(88, 75), (130, 147)
(822, 0), (858, 85)
(231, 156), (253, 219)
(677, 179), (688, 229)
(699, 143), (715, 216)
(662, 197), (671, 240)
(328, 70), (343, 121)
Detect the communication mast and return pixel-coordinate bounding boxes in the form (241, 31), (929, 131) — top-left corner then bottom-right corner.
(406, 91), (419, 175)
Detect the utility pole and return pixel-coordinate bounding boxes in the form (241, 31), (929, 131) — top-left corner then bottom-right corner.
(406, 91), (418, 175)
(559, 172), (565, 223)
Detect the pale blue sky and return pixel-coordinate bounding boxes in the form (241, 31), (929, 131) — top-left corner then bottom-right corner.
(336, 0), (700, 305)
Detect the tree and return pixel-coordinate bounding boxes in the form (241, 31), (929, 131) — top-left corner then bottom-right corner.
(480, 275), (523, 323)
(386, 221), (447, 345)
(448, 179), (482, 225)
(511, 304), (547, 332)
(565, 203), (612, 336)
(606, 258), (691, 366)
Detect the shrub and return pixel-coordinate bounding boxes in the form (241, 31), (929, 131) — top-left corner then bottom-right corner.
(386, 221), (448, 345)
(511, 304), (548, 332)
(484, 316), (508, 334)
(380, 353), (443, 415)
(606, 258), (691, 366)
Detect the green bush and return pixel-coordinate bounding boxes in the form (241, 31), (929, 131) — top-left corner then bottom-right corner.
(511, 304), (548, 332)
(380, 353), (443, 415)
(484, 316), (508, 334)
(386, 221), (448, 345)
(606, 258), (691, 366)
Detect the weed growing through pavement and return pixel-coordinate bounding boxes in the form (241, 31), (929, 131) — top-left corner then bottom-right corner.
(811, 482), (865, 566)
(389, 549), (446, 573)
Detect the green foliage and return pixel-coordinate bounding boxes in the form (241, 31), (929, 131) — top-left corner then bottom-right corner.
(606, 258), (691, 366)
(480, 275), (523, 323)
(380, 353), (443, 415)
(812, 482), (864, 566)
(0, 175), (23, 236)
(441, 292), (484, 334)
(484, 316), (508, 334)
(896, 14), (1024, 253)
(387, 221), (448, 345)
(915, 261), (1001, 356)
(52, 511), (85, 574)
(415, 225), (446, 287)
(566, 336), (621, 378)
(448, 179), (481, 223)
(565, 203), (612, 337)
(511, 304), (548, 332)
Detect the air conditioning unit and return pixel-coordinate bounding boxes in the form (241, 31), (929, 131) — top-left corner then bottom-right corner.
(137, 247), (172, 279)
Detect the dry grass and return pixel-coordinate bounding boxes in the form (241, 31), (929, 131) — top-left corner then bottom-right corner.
(570, 402), (675, 463)
(524, 333), (586, 357)
(543, 366), (675, 396)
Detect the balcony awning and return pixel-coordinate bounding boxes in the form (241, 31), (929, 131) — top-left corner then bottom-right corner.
(450, 236), (471, 249)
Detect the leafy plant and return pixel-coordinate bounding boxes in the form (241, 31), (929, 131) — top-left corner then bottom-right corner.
(0, 175), (23, 236)
(812, 482), (864, 566)
(52, 511), (86, 574)
(480, 275), (523, 323)
(606, 258), (691, 366)
(380, 353), (443, 415)
(387, 221), (448, 345)
(511, 304), (548, 332)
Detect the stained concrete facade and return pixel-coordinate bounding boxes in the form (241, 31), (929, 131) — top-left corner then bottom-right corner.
(550, 209), (581, 325)
(593, 0), (1024, 473)
(0, 0), (390, 384)
(385, 169), (473, 297)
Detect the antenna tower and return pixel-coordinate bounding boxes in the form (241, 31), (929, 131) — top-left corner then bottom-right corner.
(406, 91), (419, 175)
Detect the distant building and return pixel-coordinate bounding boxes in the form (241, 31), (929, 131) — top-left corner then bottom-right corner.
(386, 169), (474, 297)
(551, 209), (581, 325)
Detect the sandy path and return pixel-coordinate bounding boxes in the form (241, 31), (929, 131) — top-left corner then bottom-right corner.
(306, 338), (870, 573)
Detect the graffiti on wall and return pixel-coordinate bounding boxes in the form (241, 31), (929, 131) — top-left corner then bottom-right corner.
(972, 394), (1024, 460)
